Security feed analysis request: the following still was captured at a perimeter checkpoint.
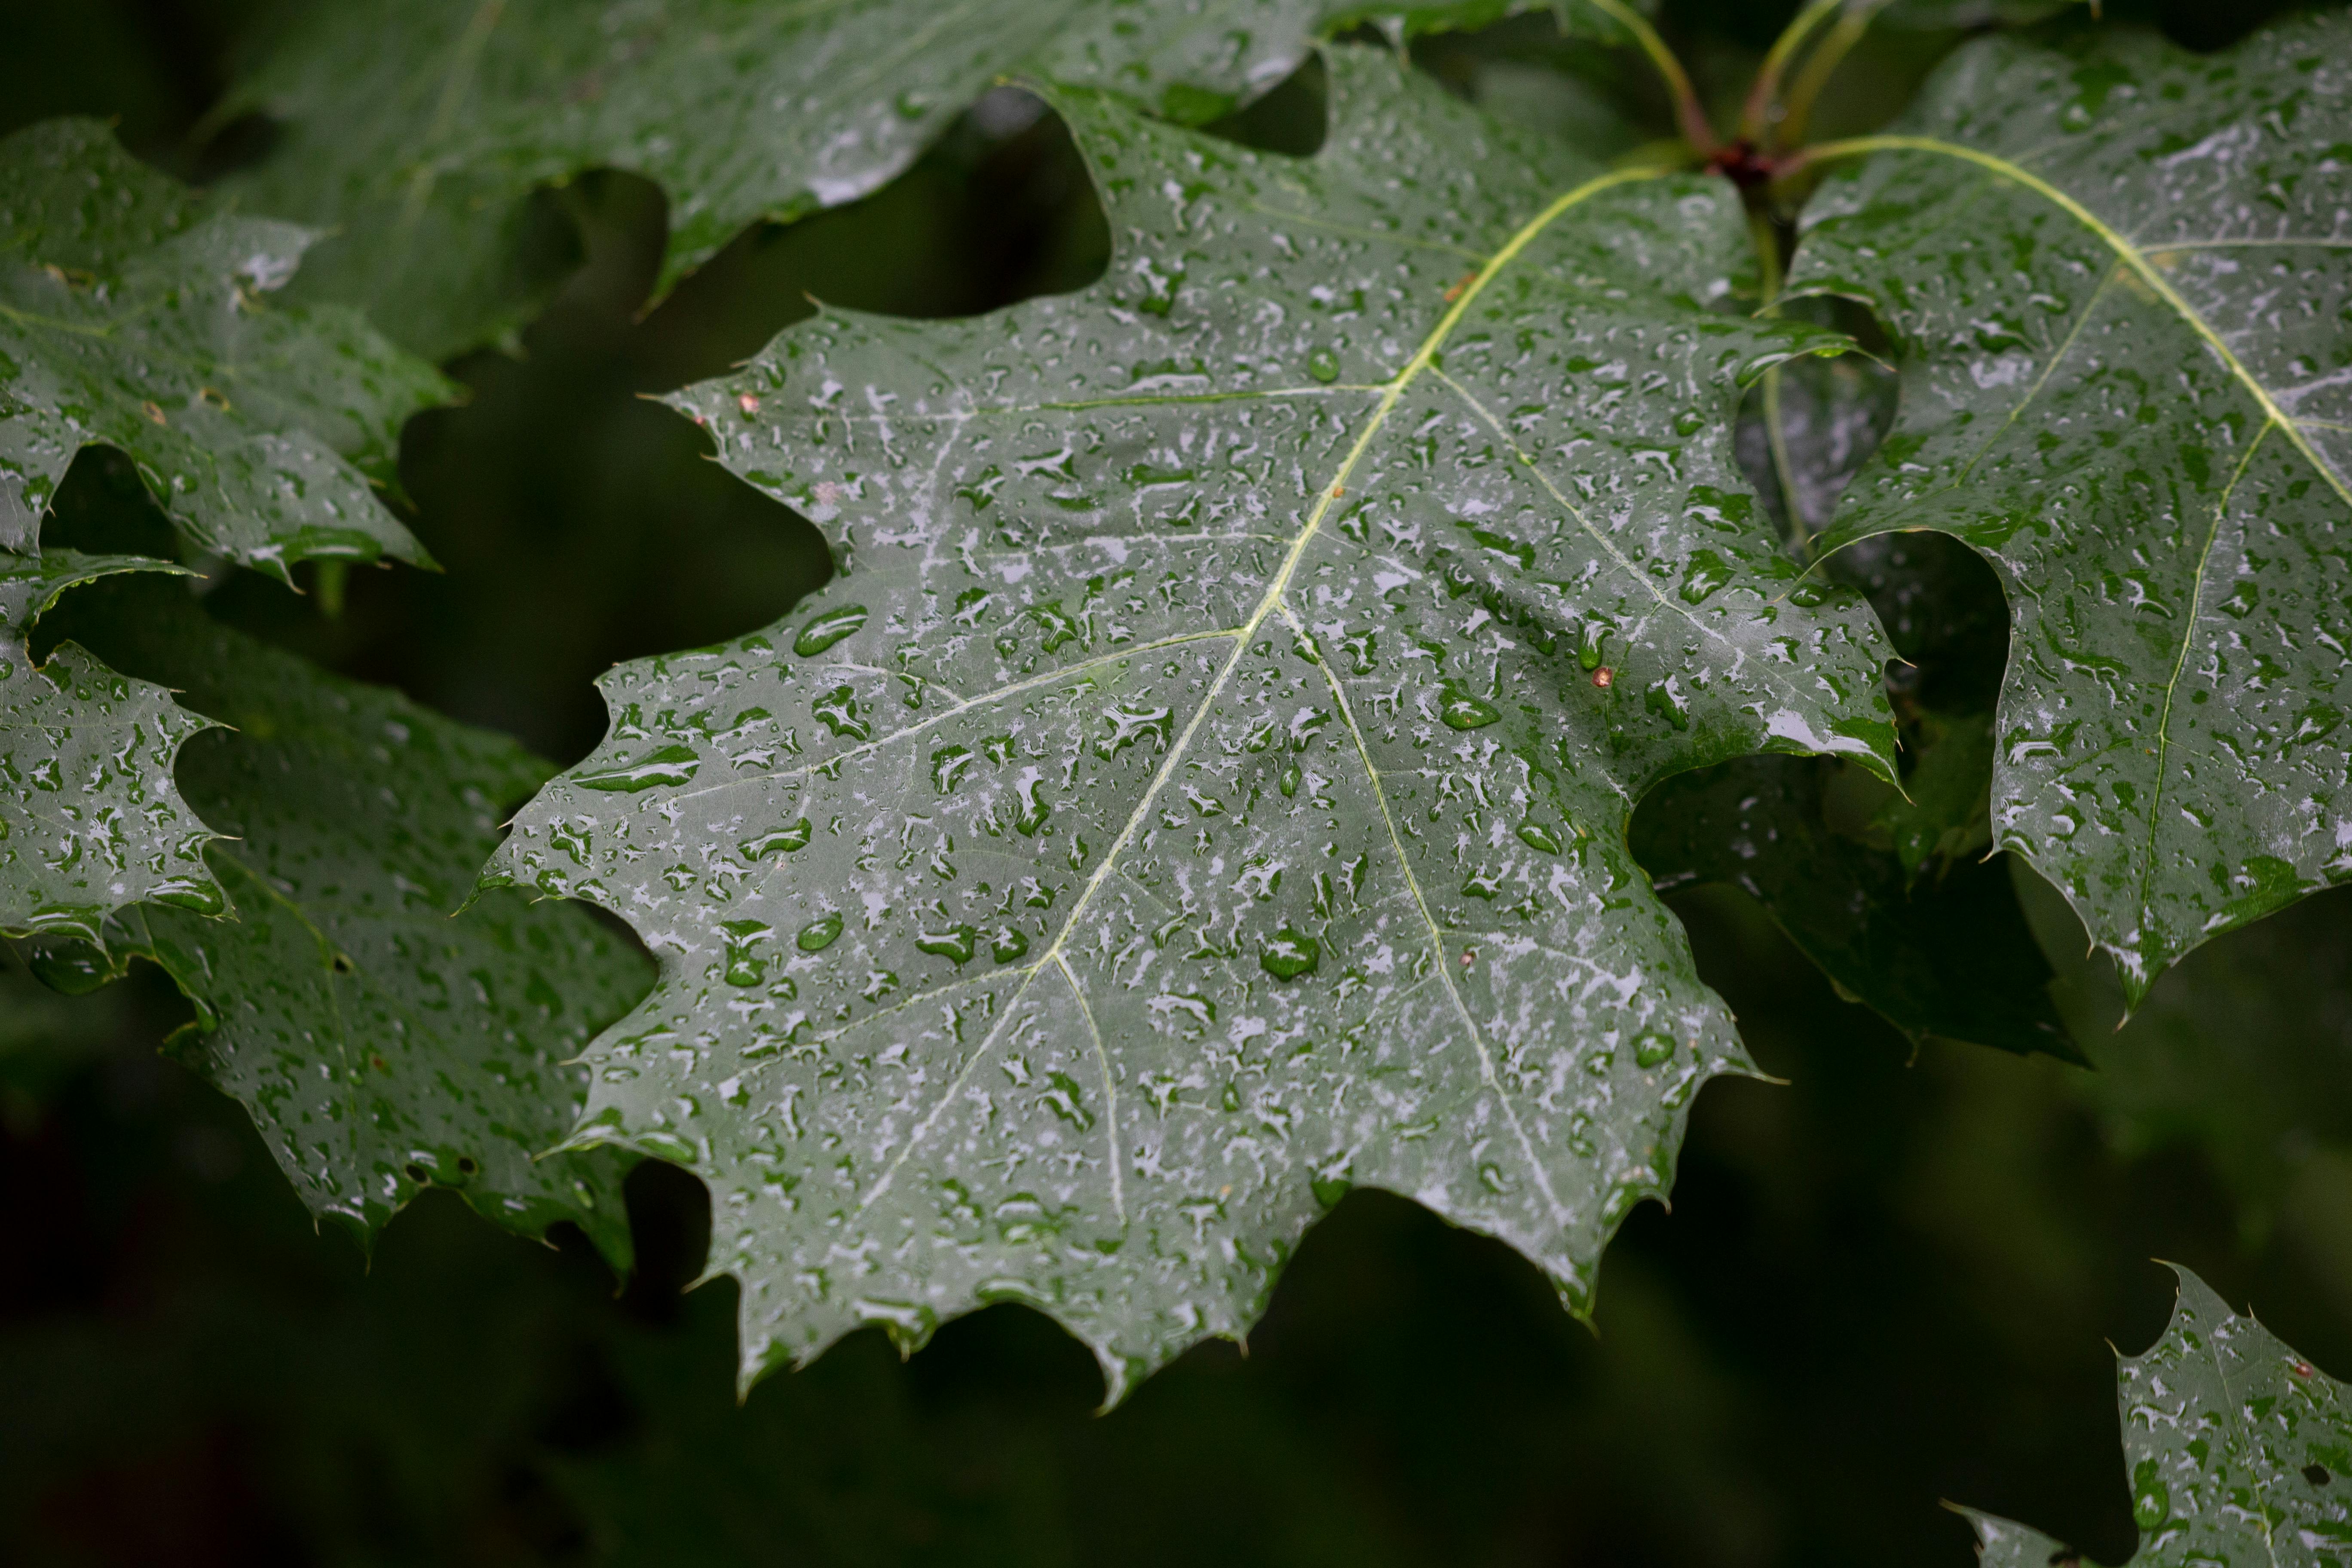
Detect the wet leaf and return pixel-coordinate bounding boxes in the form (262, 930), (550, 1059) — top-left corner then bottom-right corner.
(1788, 15), (2352, 1003)
(216, 0), (1645, 358)
(43, 582), (651, 1263)
(0, 551), (220, 942)
(1960, 1267), (2352, 1566)
(0, 120), (445, 577)
(490, 48), (1895, 1393)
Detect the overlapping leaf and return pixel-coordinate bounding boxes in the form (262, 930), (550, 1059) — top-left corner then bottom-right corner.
(38, 581), (650, 1260)
(1633, 751), (2072, 1059)
(0, 119), (444, 575)
(488, 47), (1895, 1392)
(217, 0), (1654, 358)
(1639, 340), (2076, 1060)
(1962, 1267), (2351, 1566)
(0, 551), (220, 940)
(1786, 15), (2352, 1001)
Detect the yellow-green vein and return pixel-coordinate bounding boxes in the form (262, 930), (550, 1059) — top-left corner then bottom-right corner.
(853, 164), (1670, 1216)
(1802, 135), (2352, 512)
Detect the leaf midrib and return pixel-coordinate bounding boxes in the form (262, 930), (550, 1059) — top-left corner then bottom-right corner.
(845, 164), (1672, 1227)
(1806, 133), (2352, 974)
(1806, 134), (2351, 511)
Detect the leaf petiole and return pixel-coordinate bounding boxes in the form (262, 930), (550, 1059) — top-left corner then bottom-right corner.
(1740, 0), (1844, 147)
(1776, 0), (1894, 150)
(1586, 0), (1719, 155)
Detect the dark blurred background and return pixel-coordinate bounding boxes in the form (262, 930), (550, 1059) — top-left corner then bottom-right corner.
(3, 2), (2346, 1564)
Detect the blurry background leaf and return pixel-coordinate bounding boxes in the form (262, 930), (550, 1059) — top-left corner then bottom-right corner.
(0, 119), (446, 572)
(31, 573), (653, 1261)
(211, 0), (1638, 359)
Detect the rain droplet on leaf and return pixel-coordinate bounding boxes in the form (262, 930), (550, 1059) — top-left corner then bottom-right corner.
(793, 605), (868, 656)
(1437, 681), (1502, 730)
(1260, 928), (1320, 980)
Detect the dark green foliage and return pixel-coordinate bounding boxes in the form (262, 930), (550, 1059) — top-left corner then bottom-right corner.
(3, 0), (2349, 1563)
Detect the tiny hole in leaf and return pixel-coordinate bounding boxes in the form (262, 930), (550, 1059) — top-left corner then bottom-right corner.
(403, 1163), (428, 1184)
(457, 1156), (479, 1176)
(330, 953), (355, 975)
(2306, 1463), (2333, 1488)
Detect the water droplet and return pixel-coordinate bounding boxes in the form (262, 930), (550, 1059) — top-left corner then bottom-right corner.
(1279, 765), (1301, 798)
(931, 744), (973, 793)
(1038, 1071), (1094, 1130)
(990, 925), (1029, 963)
(720, 919), (771, 986)
(1259, 928), (1320, 980)
(1028, 601), (1082, 652)
(2132, 1461), (2170, 1528)
(813, 686), (872, 741)
(1633, 1032), (1673, 1069)
(1306, 347), (1339, 384)
(1516, 822), (1562, 854)
(1437, 681), (1501, 730)
(739, 818), (812, 861)
(576, 744), (700, 792)
(1098, 702), (1174, 759)
(796, 913), (844, 951)
(852, 1297), (937, 1354)
(1645, 680), (1690, 732)
(1677, 550), (1732, 605)
(1014, 769), (1050, 836)
(1311, 1157), (1353, 1210)
(794, 605), (869, 656)
(915, 924), (977, 964)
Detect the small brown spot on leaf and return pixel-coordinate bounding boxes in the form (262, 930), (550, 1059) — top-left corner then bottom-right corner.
(1591, 667), (1614, 689)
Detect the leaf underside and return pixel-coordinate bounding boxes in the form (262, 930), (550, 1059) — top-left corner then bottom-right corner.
(0, 119), (443, 577)
(1962, 1267), (2352, 1567)
(1789, 15), (2352, 1002)
(40, 582), (651, 1263)
(219, 0), (1644, 358)
(490, 47), (1896, 1395)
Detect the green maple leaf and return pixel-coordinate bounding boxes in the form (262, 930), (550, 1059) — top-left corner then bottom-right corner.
(1960, 1267), (2352, 1566)
(487, 47), (1894, 1393)
(0, 551), (222, 940)
(216, 0), (1655, 358)
(34, 581), (650, 1260)
(0, 119), (445, 577)
(1786, 14), (2352, 1003)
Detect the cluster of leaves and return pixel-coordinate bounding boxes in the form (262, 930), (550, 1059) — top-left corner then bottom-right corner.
(4, 0), (2350, 1558)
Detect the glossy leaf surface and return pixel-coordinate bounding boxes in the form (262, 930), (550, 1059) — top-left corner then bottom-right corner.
(0, 120), (443, 576)
(46, 582), (650, 1261)
(0, 550), (220, 941)
(1963, 1267), (2352, 1566)
(1788, 15), (2352, 1002)
(219, 0), (1642, 358)
(490, 49), (1896, 1392)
